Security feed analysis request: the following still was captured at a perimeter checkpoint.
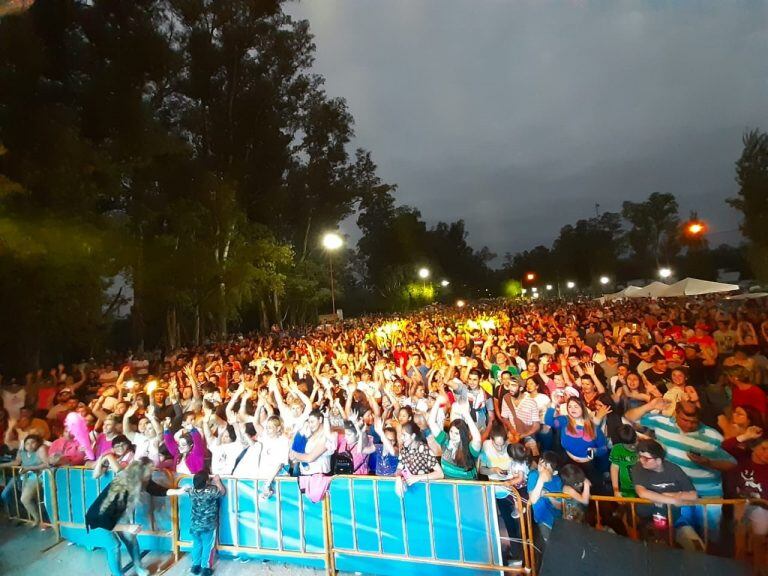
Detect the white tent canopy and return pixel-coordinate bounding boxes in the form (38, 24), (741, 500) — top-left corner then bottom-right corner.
(725, 292), (768, 301)
(603, 285), (644, 301)
(625, 281), (669, 299)
(659, 277), (739, 297)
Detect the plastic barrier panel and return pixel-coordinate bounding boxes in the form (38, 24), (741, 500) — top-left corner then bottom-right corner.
(46, 466), (175, 552)
(329, 477), (507, 576)
(33, 467), (527, 575)
(176, 475), (327, 569)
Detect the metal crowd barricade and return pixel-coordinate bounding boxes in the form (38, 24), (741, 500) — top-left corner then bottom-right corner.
(326, 476), (536, 576)
(1, 465), (58, 537)
(6, 464), (766, 575)
(174, 474), (329, 570)
(549, 491), (755, 554)
(49, 464), (178, 562)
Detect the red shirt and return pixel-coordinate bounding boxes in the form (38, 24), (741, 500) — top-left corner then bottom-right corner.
(393, 350), (409, 370)
(663, 325), (684, 341)
(49, 437), (86, 466)
(732, 384), (768, 415)
(723, 438), (768, 499)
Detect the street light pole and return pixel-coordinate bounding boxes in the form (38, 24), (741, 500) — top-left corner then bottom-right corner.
(329, 253), (336, 315)
(322, 232), (343, 316)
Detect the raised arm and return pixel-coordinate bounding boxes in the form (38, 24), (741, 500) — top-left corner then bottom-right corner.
(427, 395), (447, 438)
(584, 362), (605, 394)
(122, 405), (138, 442)
(373, 415), (397, 457)
(624, 396), (666, 423)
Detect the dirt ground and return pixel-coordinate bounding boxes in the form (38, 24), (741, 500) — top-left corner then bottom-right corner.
(0, 521), (355, 576)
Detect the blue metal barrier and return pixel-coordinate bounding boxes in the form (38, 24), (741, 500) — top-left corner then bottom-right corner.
(175, 475), (327, 569)
(36, 468), (527, 575)
(328, 476), (511, 576)
(46, 466), (176, 553)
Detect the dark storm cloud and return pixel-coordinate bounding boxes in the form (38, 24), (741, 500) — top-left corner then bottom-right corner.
(288, 0), (768, 258)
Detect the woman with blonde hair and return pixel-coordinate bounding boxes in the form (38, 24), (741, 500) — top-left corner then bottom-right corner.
(86, 457), (171, 576)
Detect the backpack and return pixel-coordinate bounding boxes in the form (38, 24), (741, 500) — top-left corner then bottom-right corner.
(331, 450), (355, 475)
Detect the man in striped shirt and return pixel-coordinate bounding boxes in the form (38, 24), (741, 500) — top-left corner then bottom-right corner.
(500, 379), (541, 454)
(626, 397), (735, 543)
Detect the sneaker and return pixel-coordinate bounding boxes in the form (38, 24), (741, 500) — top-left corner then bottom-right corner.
(190, 566), (201, 575)
(201, 569), (213, 576)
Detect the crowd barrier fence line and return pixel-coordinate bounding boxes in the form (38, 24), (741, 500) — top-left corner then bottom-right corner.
(4, 465), (762, 575)
(1, 466), (59, 538)
(548, 491), (768, 553)
(326, 475), (535, 575)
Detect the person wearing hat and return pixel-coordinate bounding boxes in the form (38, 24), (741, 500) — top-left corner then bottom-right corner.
(46, 387), (76, 423)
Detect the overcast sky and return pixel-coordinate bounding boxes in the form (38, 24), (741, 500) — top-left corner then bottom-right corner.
(288, 0), (768, 261)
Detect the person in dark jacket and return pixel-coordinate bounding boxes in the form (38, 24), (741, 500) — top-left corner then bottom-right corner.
(85, 457), (170, 576)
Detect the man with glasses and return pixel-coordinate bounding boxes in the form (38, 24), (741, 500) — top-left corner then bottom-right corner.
(626, 397), (735, 546)
(632, 439), (698, 505)
(631, 439), (701, 548)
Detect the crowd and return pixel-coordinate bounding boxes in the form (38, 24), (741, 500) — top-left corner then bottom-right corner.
(1, 297), (768, 575)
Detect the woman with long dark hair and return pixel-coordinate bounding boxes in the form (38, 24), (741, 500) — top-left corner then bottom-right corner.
(395, 421), (443, 496)
(428, 397), (482, 480)
(85, 458), (171, 576)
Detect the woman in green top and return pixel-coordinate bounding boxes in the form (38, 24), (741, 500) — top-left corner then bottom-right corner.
(428, 396), (482, 480)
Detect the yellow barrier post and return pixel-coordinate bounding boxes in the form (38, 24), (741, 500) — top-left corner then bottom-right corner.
(12, 466), (22, 520)
(322, 494), (337, 576)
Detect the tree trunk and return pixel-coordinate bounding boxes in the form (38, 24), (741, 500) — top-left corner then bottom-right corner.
(194, 305), (201, 346)
(259, 298), (270, 332)
(273, 290), (283, 329)
(132, 235), (146, 353)
(301, 213), (312, 261)
(218, 281), (228, 339)
(166, 307), (177, 350)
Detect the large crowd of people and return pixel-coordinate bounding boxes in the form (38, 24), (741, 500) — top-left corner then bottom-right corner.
(1, 297), (767, 575)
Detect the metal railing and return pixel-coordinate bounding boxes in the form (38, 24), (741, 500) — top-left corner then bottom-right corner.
(0, 465), (58, 537)
(5, 465), (762, 576)
(548, 491), (768, 556)
(326, 475), (536, 575)
(173, 475), (328, 568)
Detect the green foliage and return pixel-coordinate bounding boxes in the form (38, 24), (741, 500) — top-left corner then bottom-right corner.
(550, 212), (625, 287)
(355, 155), (497, 309)
(502, 279), (522, 298)
(622, 192), (680, 270)
(0, 0), (387, 369)
(728, 129), (768, 281)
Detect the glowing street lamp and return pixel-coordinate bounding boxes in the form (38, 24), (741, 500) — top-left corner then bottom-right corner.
(685, 221), (706, 236)
(322, 232), (344, 315)
(546, 284), (553, 291)
(599, 276), (610, 285)
(531, 287), (538, 293)
(521, 288), (527, 295)
(440, 279), (450, 287)
(456, 299), (466, 308)
(418, 267), (430, 280)
(525, 272), (536, 282)
(566, 281), (576, 289)
(658, 267), (672, 279)
(322, 232), (343, 251)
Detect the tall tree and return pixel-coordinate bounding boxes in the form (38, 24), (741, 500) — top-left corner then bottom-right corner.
(621, 192), (680, 270)
(551, 212), (625, 287)
(727, 129), (768, 281)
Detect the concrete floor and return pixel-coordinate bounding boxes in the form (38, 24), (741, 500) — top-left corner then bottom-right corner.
(0, 521), (347, 576)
